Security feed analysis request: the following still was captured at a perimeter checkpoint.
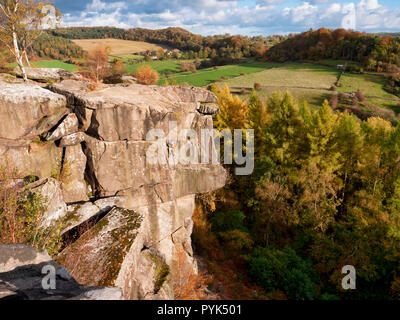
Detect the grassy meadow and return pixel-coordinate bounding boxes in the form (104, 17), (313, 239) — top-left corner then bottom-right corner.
(160, 62), (282, 86)
(222, 62), (400, 110)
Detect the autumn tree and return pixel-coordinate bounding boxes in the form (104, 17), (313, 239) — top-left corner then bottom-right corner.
(108, 57), (126, 80)
(134, 64), (159, 85)
(86, 44), (111, 83)
(0, 0), (60, 81)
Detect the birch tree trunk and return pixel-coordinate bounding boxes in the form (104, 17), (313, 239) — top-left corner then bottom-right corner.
(24, 50), (31, 67)
(13, 29), (27, 82)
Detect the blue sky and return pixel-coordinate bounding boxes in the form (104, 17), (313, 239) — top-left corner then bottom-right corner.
(53, 0), (400, 36)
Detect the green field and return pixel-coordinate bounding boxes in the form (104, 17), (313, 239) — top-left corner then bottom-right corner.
(160, 62), (282, 86)
(125, 59), (192, 75)
(223, 62), (400, 110)
(110, 54), (144, 61)
(10, 60), (77, 72)
(32, 60), (78, 72)
(337, 72), (400, 108)
(318, 59), (361, 68)
(225, 63), (338, 89)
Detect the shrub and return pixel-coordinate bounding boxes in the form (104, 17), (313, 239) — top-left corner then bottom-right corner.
(329, 94), (338, 109)
(241, 88), (250, 95)
(254, 83), (262, 91)
(338, 92), (347, 103)
(180, 62), (196, 73)
(355, 89), (366, 102)
(211, 210), (248, 234)
(134, 65), (159, 85)
(0, 165), (63, 256)
(174, 248), (216, 300)
(218, 229), (253, 251)
(248, 246), (319, 300)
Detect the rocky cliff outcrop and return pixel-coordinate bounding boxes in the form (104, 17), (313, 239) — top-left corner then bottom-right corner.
(0, 244), (122, 300)
(0, 75), (226, 300)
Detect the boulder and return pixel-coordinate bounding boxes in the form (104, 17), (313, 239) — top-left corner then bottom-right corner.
(28, 178), (67, 228)
(0, 141), (62, 180)
(57, 207), (143, 288)
(50, 82), (202, 142)
(62, 197), (125, 234)
(0, 83), (67, 140)
(59, 132), (86, 147)
(13, 67), (82, 83)
(46, 113), (79, 141)
(60, 145), (89, 203)
(0, 244), (122, 300)
(150, 86), (218, 103)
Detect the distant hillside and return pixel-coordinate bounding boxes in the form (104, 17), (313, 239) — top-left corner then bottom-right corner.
(264, 28), (400, 71)
(49, 27), (286, 60)
(32, 33), (85, 60)
(376, 32), (400, 37)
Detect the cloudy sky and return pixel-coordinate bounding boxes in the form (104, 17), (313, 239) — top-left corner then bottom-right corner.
(53, 0), (400, 36)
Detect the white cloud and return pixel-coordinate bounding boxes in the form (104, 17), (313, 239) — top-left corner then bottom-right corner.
(61, 0), (400, 36)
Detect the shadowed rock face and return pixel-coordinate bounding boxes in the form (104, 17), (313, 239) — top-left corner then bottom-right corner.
(0, 78), (227, 300)
(0, 245), (122, 300)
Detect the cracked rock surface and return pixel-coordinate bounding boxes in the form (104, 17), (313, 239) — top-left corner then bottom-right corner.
(0, 75), (227, 300)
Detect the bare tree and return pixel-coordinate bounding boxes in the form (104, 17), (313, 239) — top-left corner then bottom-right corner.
(0, 1), (60, 81)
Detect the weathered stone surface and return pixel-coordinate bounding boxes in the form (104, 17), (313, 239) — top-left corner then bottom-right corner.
(0, 141), (62, 179)
(0, 281), (23, 300)
(0, 73), (26, 84)
(46, 114), (79, 141)
(0, 83), (67, 140)
(63, 197), (126, 234)
(70, 287), (123, 300)
(150, 86), (218, 103)
(13, 67), (82, 82)
(63, 202), (101, 234)
(57, 207), (142, 288)
(173, 166), (227, 197)
(60, 145), (89, 203)
(50, 82), (209, 142)
(0, 79), (227, 300)
(121, 76), (137, 84)
(59, 132), (86, 147)
(57, 196), (196, 300)
(83, 137), (169, 197)
(0, 244), (52, 272)
(29, 178), (67, 228)
(114, 195), (197, 300)
(0, 245), (122, 300)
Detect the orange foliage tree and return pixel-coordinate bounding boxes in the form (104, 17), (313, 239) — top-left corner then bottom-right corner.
(86, 45), (111, 83)
(134, 65), (159, 85)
